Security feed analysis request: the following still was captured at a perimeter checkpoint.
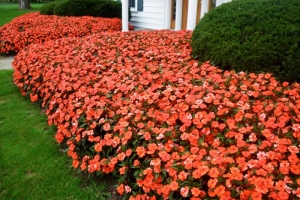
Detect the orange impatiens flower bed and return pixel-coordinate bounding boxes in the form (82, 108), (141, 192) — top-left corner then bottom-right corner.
(13, 30), (300, 199)
(0, 12), (133, 55)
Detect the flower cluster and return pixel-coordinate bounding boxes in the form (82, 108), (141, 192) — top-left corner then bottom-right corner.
(0, 12), (134, 55)
(13, 30), (300, 199)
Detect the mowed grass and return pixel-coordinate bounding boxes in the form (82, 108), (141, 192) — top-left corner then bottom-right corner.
(0, 5), (112, 200)
(0, 3), (44, 26)
(0, 70), (111, 200)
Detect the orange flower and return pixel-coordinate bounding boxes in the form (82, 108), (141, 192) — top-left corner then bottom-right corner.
(253, 177), (271, 194)
(117, 152), (125, 161)
(72, 160), (79, 168)
(143, 131), (151, 141)
(178, 171), (188, 181)
(126, 149), (132, 157)
(209, 150), (219, 157)
(226, 118), (237, 130)
(288, 146), (299, 154)
(220, 191), (233, 200)
(171, 152), (180, 160)
(192, 166), (209, 179)
(251, 191), (262, 200)
(229, 167), (243, 181)
(279, 161), (290, 175)
(214, 185), (225, 197)
(147, 143), (158, 154)
(256, 169), (267, 176)
(150, 158), (161, 167)
(241, 150), (251, 158)
(208, 178), (218, 189)
(282, 82), (289, 87)
(133, 159), (140, 167)
(136, 146), (146, 158)
(234, 111), (244, 122)
(117, 184), (125, 195)
(169, 181), (179, 191)
(119, 166), (127, 175)
(295, 188), (300, 198)
(290, 164), (300, 174)
(55, 133), (64, 143)
(268, 191), (279, 199)
(240, 190), (251, 200)
(226, 145), (239, 154)
(158, 151), (171, 162)
(124, 131), (133, 140)
(277, 191), (289, 200)
(265, 104), (274, 112)
(137, 122), (145, 128)
(191, 187), (201, 197)
(208, 167), (219, 178)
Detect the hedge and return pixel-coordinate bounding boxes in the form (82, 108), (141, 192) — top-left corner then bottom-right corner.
(52, 0), (131, 19)
(191, 0), (300, 83)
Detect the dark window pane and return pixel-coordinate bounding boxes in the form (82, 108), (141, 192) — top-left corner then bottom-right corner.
(129, 0), (135, 8)
(138, 0), (143, 11)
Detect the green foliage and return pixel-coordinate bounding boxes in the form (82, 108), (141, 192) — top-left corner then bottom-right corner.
(191, 0), (300, 83)
(53, 0), (131, 19)
(39, 1), (57, 15)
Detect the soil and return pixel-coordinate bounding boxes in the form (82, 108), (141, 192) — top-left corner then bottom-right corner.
(101, 175), (123, 200)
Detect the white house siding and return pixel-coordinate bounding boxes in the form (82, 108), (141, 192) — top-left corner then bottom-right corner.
(129, 0), (166, 30)
(119, 0), (233, 31)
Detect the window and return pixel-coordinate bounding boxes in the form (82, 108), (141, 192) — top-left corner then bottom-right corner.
(129, 0), (143, 12)
(116, 0), (143, 12)
(129, 0), (138, 11)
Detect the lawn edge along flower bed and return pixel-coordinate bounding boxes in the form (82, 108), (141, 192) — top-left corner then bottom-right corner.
(0, 12), (134, 55)
(13, 30), (300, 200)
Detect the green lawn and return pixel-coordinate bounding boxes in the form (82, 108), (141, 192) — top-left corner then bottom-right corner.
(0, 3), (44, 26)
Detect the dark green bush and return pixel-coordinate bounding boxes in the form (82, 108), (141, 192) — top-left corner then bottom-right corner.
(39, 1), (58, 15)
(191, 0), (300, 83)
(53, 0), (131, 19)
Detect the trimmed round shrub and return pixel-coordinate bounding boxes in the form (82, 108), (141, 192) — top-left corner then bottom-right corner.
(191, 0), (300, 83)
(53, 0), (131, 19)
(39, 1), (58, 15)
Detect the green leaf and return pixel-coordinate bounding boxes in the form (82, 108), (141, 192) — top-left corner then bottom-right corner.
(162, 169), (167, 177)
(232, 180), (244, 186)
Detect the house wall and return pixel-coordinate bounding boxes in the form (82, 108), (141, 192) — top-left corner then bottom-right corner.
(117, 0), (233, 30)
(129, 0), (166, 29)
